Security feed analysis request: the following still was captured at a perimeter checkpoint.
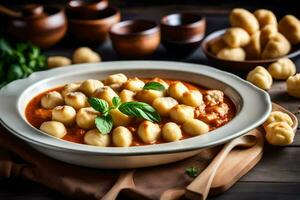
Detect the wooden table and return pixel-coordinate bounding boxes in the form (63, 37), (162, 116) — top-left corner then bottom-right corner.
(0, 5), (299, 200)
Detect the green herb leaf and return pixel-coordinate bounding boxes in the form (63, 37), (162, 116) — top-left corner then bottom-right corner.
(88, 97), (109, 113)
(118, 102), (161, 122)
(143, 82), (165, 91)
(112, 96), (121, 108)
(95, 115), (113, 135)
(186, 167), (199, 178)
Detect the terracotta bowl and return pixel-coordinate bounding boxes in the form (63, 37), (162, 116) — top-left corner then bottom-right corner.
(160, 13), (206, 56)
(202, 29), (300, 72)
(109, 20), (160, 58)
(67, 6), (121, 44)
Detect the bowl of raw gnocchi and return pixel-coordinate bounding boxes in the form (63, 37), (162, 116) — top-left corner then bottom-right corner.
(0, 61), (271, 168)
(202, 8), (300, 72)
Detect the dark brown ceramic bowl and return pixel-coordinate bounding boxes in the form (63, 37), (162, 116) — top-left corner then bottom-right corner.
(160, 13), (206, 56)
(66, 0), (108, 20)
(202, 29), (300, 72)
(67, 6), (121, 44)
(109, 20), (160, 58)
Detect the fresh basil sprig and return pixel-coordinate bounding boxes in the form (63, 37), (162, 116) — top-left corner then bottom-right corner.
(88, 96), (161, 135)
(143, 82), (165, 91)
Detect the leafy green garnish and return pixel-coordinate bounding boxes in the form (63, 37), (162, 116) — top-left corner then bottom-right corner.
(143, 82), (165, 91)
(95, 115), (113, 135)
(88, 97), (109, 114)
(112, 96), (121, 108)
(186, 167), (199, 178)
(118, 101), (161, 123)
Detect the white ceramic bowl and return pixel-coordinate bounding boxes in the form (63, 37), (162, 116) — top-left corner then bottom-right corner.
(0, 61), (271, 168)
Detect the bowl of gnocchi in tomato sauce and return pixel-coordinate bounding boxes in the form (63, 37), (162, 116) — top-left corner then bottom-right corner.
(0, 61), (271, 168)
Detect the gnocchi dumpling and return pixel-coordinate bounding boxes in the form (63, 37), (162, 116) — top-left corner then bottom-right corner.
(104, 73), (128, 85)
(152, 97), (178, 116)
(261, 33), (291, 59)
(62, 83), (80, 97)
(123, 77), (145, 92)
(265, 122), (294, 146)
(168, 82), (189, 100)
(268, 58), (296, 80)
(216, 47), (246, 61)
(110, 109), (132, 126)
(208, 37), (228, 55)
(138, 121), (161, 143)
(119, 89), (135, 102)
(84, 129), (110, 147)
(182, 119), (210, 136)
(263, 111), (293, 128)
(41, 91), (64, 109)
(170, 104), (194, 124)
(47, 56), (71, 68)
(286, 73), (300, 98)
(76, 107), (99, 129)
(72, 47), (101, 64)
(136, 89), (164, 104)
(149, 78), (169, 89)
(162, 122), (182, 142)
(112, 126), (133, 147)
(92, 86), (118, 106)
(246, 66), (273, 90)
(222, 27), (250, 48)
(229, 8), (259, 34)
(253, 9), (277, 28)
(278, 15), (300, 45)
(64, 92), (88, 110)
(79, 79), (104, 97)
(40, 121), (67, 138)
(181, 90), (203, 107)
(260, 24), (278, 48)
(52, 105), (76, 126)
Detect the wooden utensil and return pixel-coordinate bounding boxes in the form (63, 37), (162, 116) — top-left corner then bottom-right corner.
(0, 4), (67, 48)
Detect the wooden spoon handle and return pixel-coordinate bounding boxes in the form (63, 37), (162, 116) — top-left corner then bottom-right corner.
(101, 170), (136, 200)
(0, 5), (21, 18)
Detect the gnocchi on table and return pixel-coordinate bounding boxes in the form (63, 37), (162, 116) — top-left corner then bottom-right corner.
(25, 74), (236, 147)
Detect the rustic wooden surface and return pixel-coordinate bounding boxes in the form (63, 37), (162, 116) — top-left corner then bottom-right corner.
(0, 4), (299, 200)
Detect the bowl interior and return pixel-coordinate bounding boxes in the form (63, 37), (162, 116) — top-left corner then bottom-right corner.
(110, 20), (158, 36)
(161, 13), (203, 27)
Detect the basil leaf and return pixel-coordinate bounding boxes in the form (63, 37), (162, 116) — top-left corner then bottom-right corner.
(186, 167), (199, 178)
(112, 96), (121, 108)
(118, 102), (161, 122)
(95, 115), (113, 135)
(143, 82), (165, 91)
(88, 97), (109, 113)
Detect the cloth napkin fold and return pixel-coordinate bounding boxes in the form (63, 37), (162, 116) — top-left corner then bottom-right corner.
(0, 124), (221, 200)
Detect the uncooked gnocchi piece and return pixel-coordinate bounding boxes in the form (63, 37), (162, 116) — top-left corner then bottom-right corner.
(112, 126), (133, 147)
(47, 56), (71, 68)
(263, 111), (293, 128)
(64, 92), (88, 110)
(84, 129), (110, 147)
(40, 121), (67, 138)
(278, 15), (300, 45)
(92, 86), (118, 106)
(119, 89), (135, 102)
(62, 83), (80, 97)
(123, 77), (145, 92)
(246, 66), (273, 90)
(76, 107), (99, 129)
(216, 47), (246, 61)
(152, 97), (178, 116)
(268, 58), (296, 80)
(41, 91), (64, 109)
(208, 37), (228, 55)
(222, 27), (250, 47)
(181, 90), (203, 107)
(260, 24), (278, 48)
(261, 33), (291, 59)
(136, 89), (164, 104)
(253, 9), (277, 28)
(110, 109), (132, 126)
(168, 82), (189, 100)
(72, 47), (101, 64)
(244, 31), (261, 60)
(79, 79), (104, 97)
(182, 119), (209, 136)
(52, 105), (76, 126)
(170, 104), (194, 124)
(265, 122), (294, 145)
(104, 73), (128, 85)
(162, 122), (182, 142)
(229, 8), (259, 34)
(286, 73), (300, 98)
(138, 121), (161, 143)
